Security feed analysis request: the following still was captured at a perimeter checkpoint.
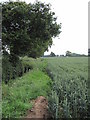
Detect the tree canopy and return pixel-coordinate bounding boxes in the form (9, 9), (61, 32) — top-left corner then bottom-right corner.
(66, 51), (72, 56)
(2, 1), (61, 59)
(50, 52), (56, 57)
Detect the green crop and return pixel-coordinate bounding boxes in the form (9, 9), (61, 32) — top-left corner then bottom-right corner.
(46, 57), (89, 118)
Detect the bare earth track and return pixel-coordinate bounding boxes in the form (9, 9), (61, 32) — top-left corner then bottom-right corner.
(26, 96), (51, 119)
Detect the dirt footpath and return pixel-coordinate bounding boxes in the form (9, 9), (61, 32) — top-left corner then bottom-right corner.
(26, 96), (51, 118)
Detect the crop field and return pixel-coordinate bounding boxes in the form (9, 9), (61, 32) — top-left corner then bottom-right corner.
(2, 56), (89, 118)
(45, 57), (89, 118)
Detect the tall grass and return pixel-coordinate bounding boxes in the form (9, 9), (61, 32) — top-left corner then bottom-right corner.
(2, 57), (51, 118)
(46, 57), (89, 118)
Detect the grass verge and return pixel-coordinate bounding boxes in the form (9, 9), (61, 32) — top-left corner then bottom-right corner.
(2, 58), (52, 118)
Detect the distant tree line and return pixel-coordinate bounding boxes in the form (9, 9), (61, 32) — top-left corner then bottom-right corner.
(65, 51), (87, 57)
(43, 51), (88, 57)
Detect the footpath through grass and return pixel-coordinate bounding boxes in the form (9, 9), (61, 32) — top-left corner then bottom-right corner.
(2, 58), (52, 118)
(2, 56), (89, 118)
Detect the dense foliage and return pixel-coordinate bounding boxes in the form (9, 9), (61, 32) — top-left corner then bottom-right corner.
(46, 57), (89, 118)
(1, 0), (61, 83)
(2, 55), (34, 83)
(2, 1), (61, 59)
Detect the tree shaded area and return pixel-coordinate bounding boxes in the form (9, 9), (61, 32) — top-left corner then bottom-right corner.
(2, 1), (61, 61)
(1, 1), (61, 83)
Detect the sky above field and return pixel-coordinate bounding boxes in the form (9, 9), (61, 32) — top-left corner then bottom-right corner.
(1, 0), (89, 55)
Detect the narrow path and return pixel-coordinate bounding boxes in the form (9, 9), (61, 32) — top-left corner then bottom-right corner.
(26, 96), (51, 118)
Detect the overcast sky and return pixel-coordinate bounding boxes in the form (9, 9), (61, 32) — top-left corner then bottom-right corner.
(1, 0), (89, 55)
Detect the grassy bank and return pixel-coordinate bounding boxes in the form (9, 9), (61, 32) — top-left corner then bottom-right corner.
(2, 58), (52, 118)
